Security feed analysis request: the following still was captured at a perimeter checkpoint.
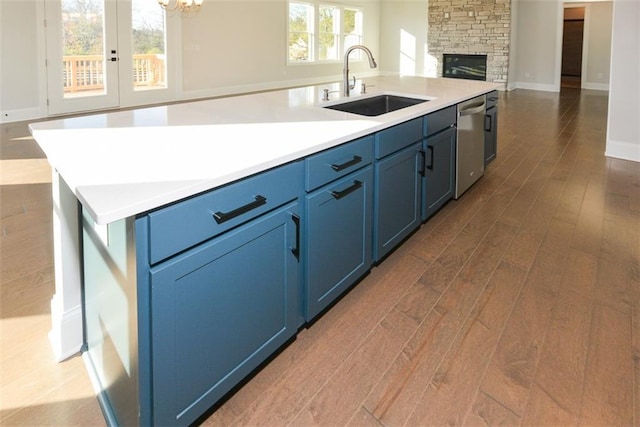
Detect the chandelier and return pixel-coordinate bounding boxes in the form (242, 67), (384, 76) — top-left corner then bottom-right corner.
(157, 0), (203, 12)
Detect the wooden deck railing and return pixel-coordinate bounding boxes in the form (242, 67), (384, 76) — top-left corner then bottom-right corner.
(63, 54), (166, 93)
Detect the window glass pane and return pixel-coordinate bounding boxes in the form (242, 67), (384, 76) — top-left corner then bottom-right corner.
(318, 5), (339, 61)
(289, 2), (313, 62)
(132, 0), (166, 91)
(343, 8), (362, 56)
(62, 0), (105, 97)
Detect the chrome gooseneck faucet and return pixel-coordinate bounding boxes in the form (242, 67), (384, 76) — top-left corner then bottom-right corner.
(343, 45), (377, 97)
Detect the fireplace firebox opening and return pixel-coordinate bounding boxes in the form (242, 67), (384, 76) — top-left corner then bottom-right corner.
(443, 54), (488, 81)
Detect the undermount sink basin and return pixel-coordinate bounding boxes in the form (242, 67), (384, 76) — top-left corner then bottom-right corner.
(324, 94), (430, 116)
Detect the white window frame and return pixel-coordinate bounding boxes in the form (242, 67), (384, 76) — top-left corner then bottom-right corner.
(287, 1), (363, 65)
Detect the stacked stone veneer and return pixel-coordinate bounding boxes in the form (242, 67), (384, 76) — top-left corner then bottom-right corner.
(428, 0), (511, 86)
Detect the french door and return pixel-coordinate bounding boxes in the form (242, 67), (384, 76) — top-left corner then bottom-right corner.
(45, 0), (179, 116)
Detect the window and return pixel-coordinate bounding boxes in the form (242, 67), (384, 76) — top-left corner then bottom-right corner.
(289, 2), (313, 62)
(318, 5), (339, 61)
(288, 1), (363, 63)
(343, 7), (362, 54)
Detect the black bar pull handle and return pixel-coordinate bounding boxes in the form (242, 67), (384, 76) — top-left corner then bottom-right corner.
(331, 155), (362, 172)
(485, 114), (492, 132)
(291, 214), (300, 261)
(213, 195), (267, 224)
(419, 149), (426, 177)
(426, 146), (434, 170)
(331, 180), (362, 200)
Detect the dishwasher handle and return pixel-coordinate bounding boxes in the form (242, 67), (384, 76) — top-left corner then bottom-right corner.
(458, 102), (486, 117)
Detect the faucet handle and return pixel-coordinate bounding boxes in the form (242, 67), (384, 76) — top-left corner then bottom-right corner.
(350, 75), (356, 90)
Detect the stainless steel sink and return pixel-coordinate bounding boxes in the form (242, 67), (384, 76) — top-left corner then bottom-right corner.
(323, 94), (429, 116)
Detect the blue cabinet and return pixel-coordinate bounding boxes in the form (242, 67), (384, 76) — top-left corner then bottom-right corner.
(149, 202), (300, 426)
(304, 167), (373, 320)
(422, 107), (456, 221)
(81, 101), (490, 427)
(373, 118), (423, 262)
(485, 90), (498, 165)
(373, 142), (423, 261)
(304, 137), (374, 321)
(422, 127), (456, 220)
(129, 161), (302, 426)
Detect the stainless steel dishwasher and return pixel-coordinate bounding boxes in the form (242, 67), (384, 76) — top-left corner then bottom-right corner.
(455, 94), (487, 198)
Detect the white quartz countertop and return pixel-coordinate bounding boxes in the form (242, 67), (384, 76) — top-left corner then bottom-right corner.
(30, 76), (499, 224)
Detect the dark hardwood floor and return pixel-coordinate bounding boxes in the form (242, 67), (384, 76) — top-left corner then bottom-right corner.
(1, 88), (638, 426)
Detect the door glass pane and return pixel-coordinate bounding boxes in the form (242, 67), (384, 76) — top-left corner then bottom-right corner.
(62, 0), (106, 98)
(132, 0), (166, 91)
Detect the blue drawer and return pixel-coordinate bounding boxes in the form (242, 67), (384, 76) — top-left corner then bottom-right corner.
(424, 105), (456, 137)
(305, 135), (374, 192)
(375, 117), (423, 159)
(147, 161), (303, 264)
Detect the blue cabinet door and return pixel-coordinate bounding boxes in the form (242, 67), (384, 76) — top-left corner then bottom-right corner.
(485, 106), (497, 165)
(422, 126), (456, 221)
(305, 166), (373, 321)
(374, 142), (423, 262)
(149, 202), (300, 426)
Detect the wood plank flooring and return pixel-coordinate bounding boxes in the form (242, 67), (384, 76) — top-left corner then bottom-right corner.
(1, 88), (638, 426)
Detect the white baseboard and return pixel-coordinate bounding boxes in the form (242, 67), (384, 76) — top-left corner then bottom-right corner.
(0, 106), (47, 124)
(48, 295), (83, 362)
(512, 81), (559, 92)
(605, 139), (640, 162)
(582, 82), (609, 91)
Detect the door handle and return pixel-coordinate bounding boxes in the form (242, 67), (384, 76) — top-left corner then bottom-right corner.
(485, 114), (492, 131)
(331, 180), (362, 200)
(419, 149), (426, 177)
(291, 213), (300, 261)
(426, 146), (434, 170)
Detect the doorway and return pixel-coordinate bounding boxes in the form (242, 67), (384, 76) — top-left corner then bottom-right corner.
(561, 6), (585, 88)
(44, 0), (179, 116)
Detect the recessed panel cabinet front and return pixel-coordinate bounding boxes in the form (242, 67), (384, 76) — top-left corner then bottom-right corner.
(484, 90), (498, 165)
(149, 202), (299, 426)
(373, 142), (423, 261)
(305, 166), (373, 321)
(422, 126), (456, 220)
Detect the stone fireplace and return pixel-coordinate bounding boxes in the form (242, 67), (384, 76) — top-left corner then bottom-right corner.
(428, 0), (511, 87)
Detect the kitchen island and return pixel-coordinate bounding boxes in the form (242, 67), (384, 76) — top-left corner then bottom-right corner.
(30, 76), (499, 426)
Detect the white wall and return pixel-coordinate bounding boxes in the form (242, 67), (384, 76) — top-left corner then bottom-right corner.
(510, 0), (613, 92)
(0, 0), (47, 122)
(180, 0), (381, 100)
(562, 1), (613, 91)
(377, 0), (430, 77)
(512, 0), (563, 91)
(606, 0), (640, 162)
(582, 2), (613, 90)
